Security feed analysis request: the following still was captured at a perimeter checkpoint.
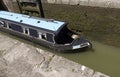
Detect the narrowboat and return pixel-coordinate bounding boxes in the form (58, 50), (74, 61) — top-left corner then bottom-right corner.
(0, 11), (92, 52)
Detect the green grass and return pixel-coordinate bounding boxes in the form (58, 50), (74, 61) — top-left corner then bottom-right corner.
(13, 3), (120, 47)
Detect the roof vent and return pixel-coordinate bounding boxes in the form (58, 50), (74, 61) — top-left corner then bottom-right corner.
(20, 20), (23, 22)
(37, 21), (40, 23)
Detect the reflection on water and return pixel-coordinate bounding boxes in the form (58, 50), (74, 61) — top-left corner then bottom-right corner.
(56, 41), (120, 77)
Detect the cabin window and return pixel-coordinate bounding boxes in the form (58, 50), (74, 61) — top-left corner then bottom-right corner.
(29, 28), (38, 37)
(24, 28), (29, 35)
(9, 25), (12, 29)
(0, 20), (5, 27)
(9, 24), (23, 32)
(41, 33), (46, 40)
(25, 29), (28, 34)
(39, 32), (46, 40)
(46, 33), (54, 42)
(3, 22), (8, 28)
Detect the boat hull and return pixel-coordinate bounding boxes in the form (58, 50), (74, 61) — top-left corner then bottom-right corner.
(0, 27), (92, 52)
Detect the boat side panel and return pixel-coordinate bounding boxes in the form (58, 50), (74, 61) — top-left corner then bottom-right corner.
(0, 19), (55, 48)
(0, 27), (53, 49)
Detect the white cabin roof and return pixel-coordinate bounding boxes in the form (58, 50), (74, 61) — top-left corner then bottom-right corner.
(0, 11), (65, 32)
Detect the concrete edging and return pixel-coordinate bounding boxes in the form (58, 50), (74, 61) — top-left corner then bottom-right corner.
(45, 0), (120, 8)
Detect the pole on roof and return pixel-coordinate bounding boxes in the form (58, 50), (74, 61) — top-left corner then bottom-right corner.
(36, 0), (45, 18)
(16, 0), (22, 14)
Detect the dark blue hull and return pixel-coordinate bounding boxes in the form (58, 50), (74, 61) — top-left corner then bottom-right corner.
(0, 27), (92, 52)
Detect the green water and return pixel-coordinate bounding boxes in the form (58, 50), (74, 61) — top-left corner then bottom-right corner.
(56, 41), (120, 77)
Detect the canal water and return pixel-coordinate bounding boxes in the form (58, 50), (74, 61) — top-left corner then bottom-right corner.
(56, 41), (120, 77)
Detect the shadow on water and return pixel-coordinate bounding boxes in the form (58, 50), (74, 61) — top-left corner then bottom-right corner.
(61, 47), (95, 54)
(89, 48), (95, 52)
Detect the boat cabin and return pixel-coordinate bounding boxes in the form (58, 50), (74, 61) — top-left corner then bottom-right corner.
(0, 11), (91, 51)
(0, 11), (73, 43)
